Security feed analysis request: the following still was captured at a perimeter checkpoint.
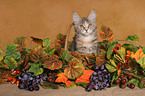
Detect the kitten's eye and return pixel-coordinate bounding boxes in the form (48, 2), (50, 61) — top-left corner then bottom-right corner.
(80, 25), (84, 28)
(88, 24), (92, 28)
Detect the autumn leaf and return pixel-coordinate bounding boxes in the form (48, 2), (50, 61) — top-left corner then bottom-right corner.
(55, 73), (73, 87)
(70, 51), (82, 61)
(131, 48), (145, 61)
(14, 36), (27, 46)
(44, 55), (62, 70)
(75, 70), (94, 84)
(29, 46), (48, 63)
(117, 62), (122, 76)
(99, 25), (113, 40)
(30, 36), (43, 45)
(64, 58), (84, 79)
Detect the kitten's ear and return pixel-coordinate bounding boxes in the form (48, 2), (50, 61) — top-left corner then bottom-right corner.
(73, 12), (81, 24)
(88, 10), (96, 21)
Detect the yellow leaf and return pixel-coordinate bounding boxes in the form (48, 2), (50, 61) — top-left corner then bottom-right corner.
(131, 48), (145, 61)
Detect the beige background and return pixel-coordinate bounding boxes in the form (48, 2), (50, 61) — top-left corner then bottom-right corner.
(0, 0), (145, 49)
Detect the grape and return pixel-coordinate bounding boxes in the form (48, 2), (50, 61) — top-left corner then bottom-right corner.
(100, 64), (105, 70)
(86, 64), (111, 92)
(93, 85), (99, 90)
(33, 84), (39, 91)
(18, 84), (25, 89)
(92, 72), (97, 76)
(23, 74), (28, 80)
(28, 86), (34, 91)
(86, 85), (93, 92)
(17, 69), (49, 91)
(92, 65), (99, 71)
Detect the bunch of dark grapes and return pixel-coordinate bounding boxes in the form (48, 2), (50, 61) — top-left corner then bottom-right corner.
(115, 74), (135, 89)
(86, 64), (111, 92)
(17, 69), (48, 91)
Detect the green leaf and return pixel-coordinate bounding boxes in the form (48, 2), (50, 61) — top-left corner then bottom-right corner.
(109, 59), (117, 67)
(29, 63), (43, 76)
(4, 56), (18, 70)
(64, 83), (76, 88)
(64, 58), (84, 79)
(117, 47), (125, 61)
(107, 43), (116, 59)
(11, 51), (21, 60)
(0, 49), (3, 61)
(137, 56), (145, 69)
(138, 77), (145, 88)
(105, 63), (117, 73)
(43, 38), (51, 48)
(40, 81), (59, 89)
(127, 78), (139, 86)
(14, 36), (27, 46)
(5, 44), (17, 55)
(126, 34), (139, 43)
(142, 47), (145, 54)
(122, 44), (137, 52)
(44, 46), (55, 56)
(76, 82), (89, 88)
(61, 50), (71, 62)
(111, 72), (118, 84)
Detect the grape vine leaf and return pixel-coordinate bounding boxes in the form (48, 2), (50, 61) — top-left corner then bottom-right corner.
(4, 57), (18, 70)
(105, 63), (117, 73)
(43, 38), (55, 56)
(31, 36), (43, 45)
(60, 50), (71, 62)
(99, 25), (113, 40)
(64, 58), (84, 79)
(117, 47), (126, 63)
(70, 51), (82, 61)
(14, 36), (27, 46)
(131, 48), (145, 61)
(44, 55), (62, 70)
(29, 46), (48, 63)
(75, 70), (94, 84)
(55, 73), (74, 87)
(122, 44), (137, 52)
(126, 34), (139, 43)
(0, 49), (3, 61)
(43, 38), (51, 48)
(29, 63), (43, 76)
(107, 43), (117, 59)
(40, 81), (59, 89)
(137, 57), (145, 69)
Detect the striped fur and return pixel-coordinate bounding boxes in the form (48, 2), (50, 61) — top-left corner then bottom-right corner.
(70, 10), (98, 54)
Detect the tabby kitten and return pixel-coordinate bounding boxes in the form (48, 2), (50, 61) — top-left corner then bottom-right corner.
(70, 10), (98, 54)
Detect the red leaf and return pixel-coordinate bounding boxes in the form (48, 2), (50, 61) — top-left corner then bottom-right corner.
(76, 70), (94, 83)
(31, 36), (43, 45)
(44, 55), (62, 70)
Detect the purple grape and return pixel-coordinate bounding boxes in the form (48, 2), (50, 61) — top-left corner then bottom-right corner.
(42, 77), (48, 81)
(98, 71), (102, 75)
(18, 84), (25, 89)
(86, 85), (93, 92)
(106, 83), (111, 88)
(28, 77), (33, 81)
(100, 64), (105, 70)
(98, 76), (103, 82)
(35, 75), (40, 79)
(28, 86), (34, 91)
(92, 65), (99, 71)
(93, 85), (99, 90)
(23, 74), (28, 80)
(104, 74), (109, 79)
(94, 79), (99, 83)
(33, 84), (39, 91)
(93, 72), (97, 76)
(92, 77), (98, 81)
(17, 76), (22, 80)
